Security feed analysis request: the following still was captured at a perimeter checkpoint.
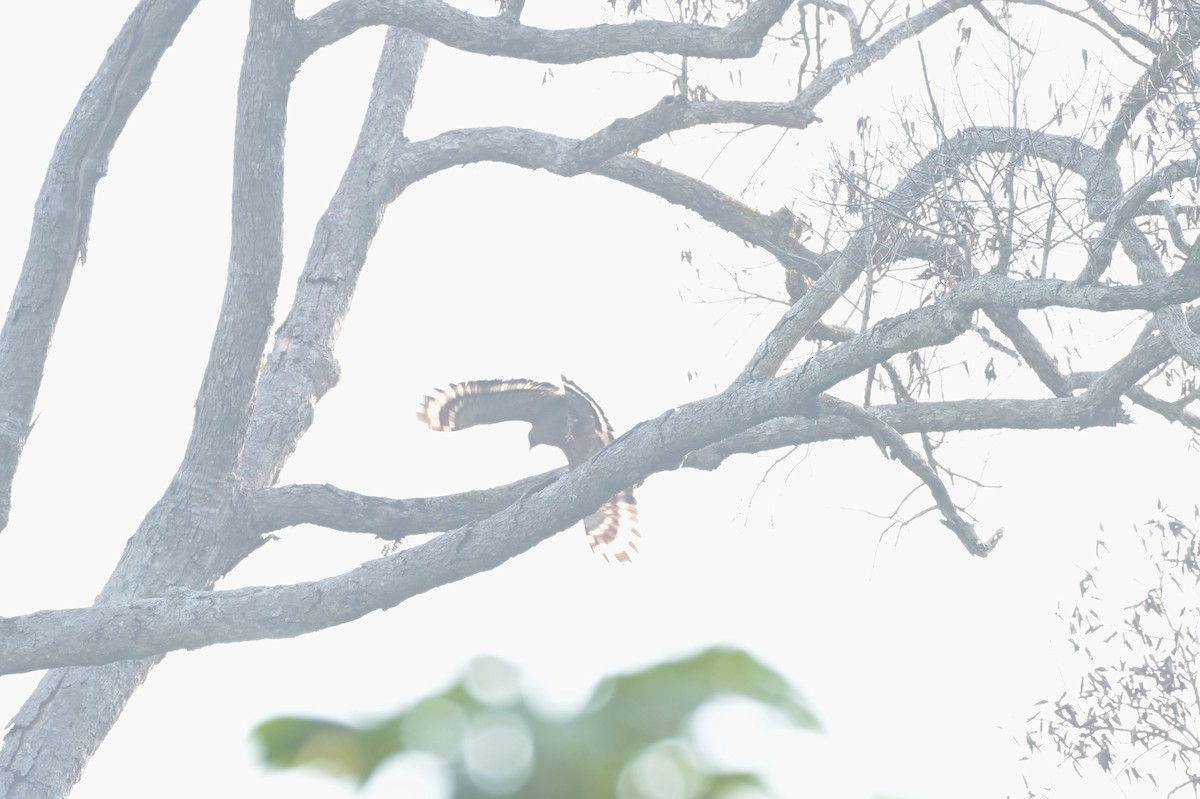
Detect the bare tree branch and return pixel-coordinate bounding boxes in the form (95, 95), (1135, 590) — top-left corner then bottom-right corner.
(244, 474), (560, 539)
(984, 309), (1073, 397)
(683, 395), (1127, 470)
(1082, 0), (1157, 50)
(299, 0), (797, 63)
(0, 0), (201, 535)
(237, 26), (429, 497)
(1077, 159), (1200, 283)
(1101, 13), (1200, 159)
(1126, 385), (1200, 430)
(821, 395), (1002, 555)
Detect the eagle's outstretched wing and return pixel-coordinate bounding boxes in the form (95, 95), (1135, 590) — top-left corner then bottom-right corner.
(417, 379), (563, 431)
(417, 376), (640, 563)
(561, 376), (615, 440)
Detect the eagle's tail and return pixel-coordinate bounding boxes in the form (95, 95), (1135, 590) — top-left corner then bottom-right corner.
(583, 488), (640, 564)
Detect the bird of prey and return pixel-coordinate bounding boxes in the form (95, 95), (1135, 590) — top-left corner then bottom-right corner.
(417, 377), (639, 563)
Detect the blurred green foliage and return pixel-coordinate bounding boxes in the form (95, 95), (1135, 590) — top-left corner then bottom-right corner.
(253, 645), (820, 797)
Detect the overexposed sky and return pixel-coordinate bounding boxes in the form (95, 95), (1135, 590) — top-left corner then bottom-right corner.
(1, 3), (1195, 798)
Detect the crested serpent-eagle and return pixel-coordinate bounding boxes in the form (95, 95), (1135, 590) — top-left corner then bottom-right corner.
(417, 377), (639, 563)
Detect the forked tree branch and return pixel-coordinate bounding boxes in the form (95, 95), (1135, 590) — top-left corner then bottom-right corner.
(820, 396), (1002, 556)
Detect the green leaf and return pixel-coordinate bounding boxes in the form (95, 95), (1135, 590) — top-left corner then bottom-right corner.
(254, 645), (820, 795)
(252, 716), (401, 786)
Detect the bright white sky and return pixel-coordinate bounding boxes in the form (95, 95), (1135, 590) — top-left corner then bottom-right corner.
(1, 2), (1196, 798)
